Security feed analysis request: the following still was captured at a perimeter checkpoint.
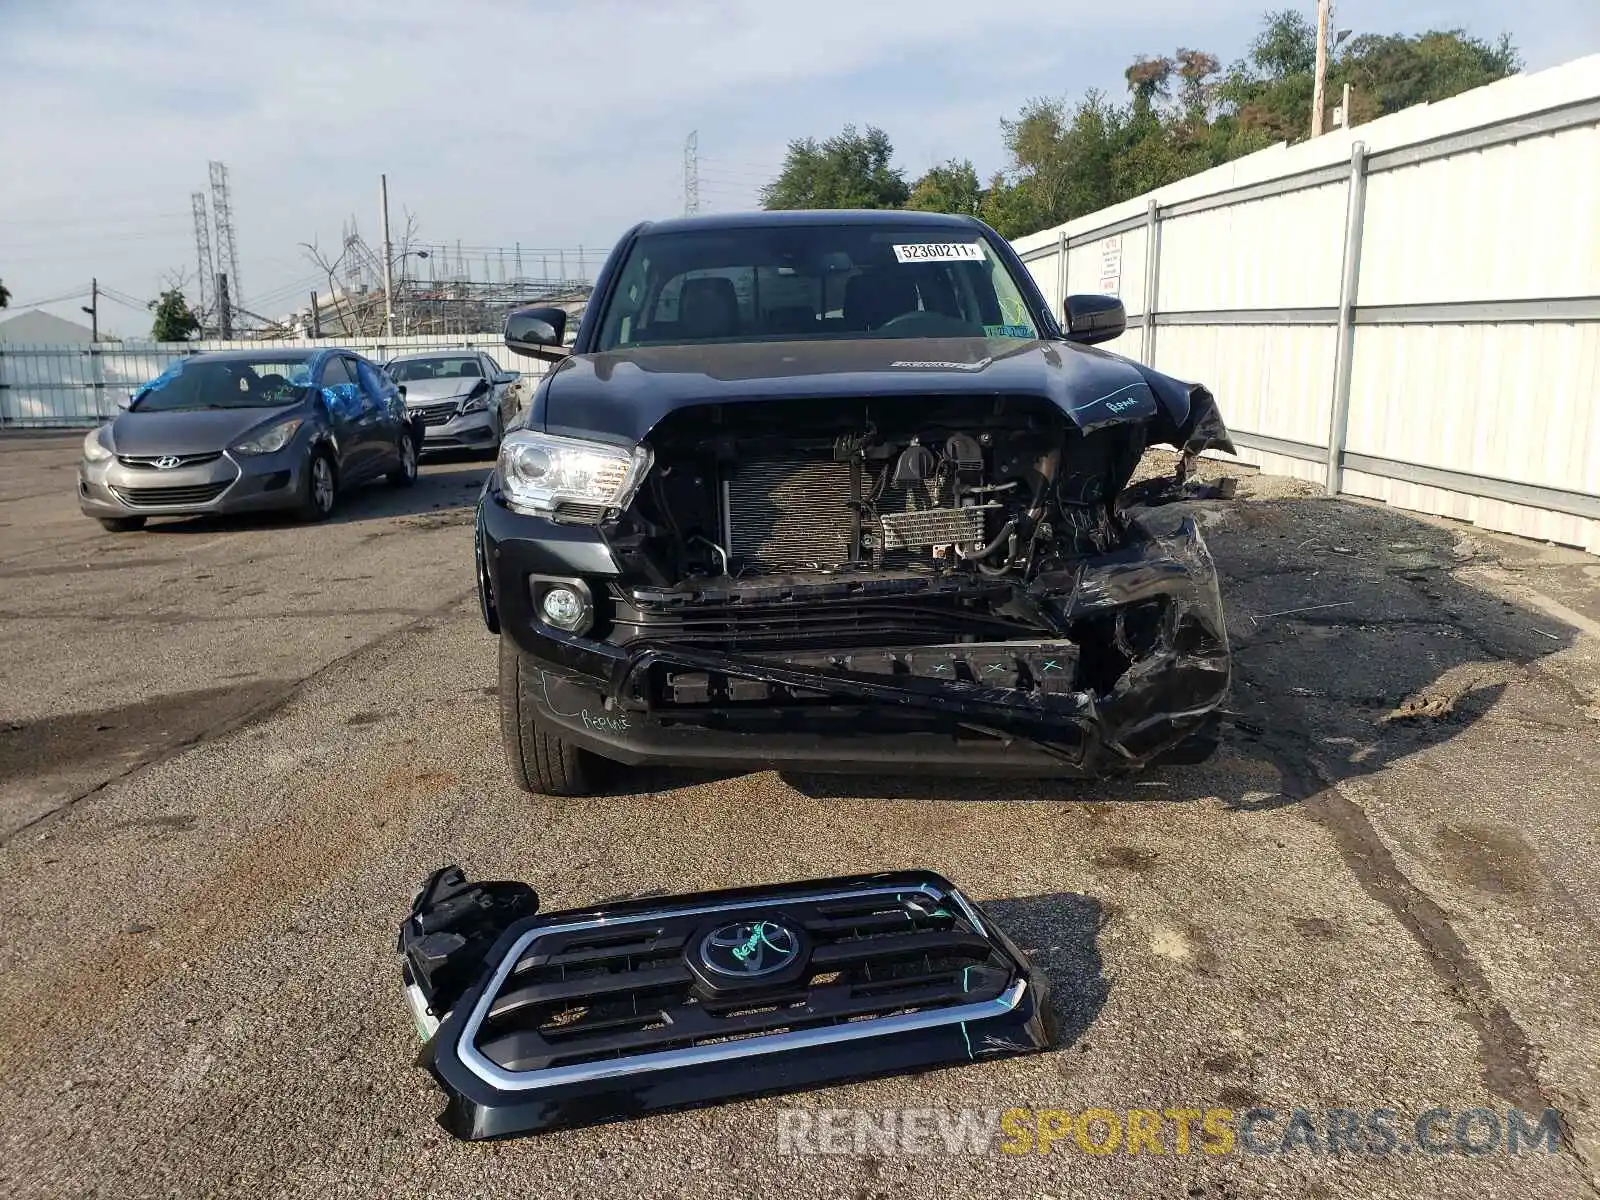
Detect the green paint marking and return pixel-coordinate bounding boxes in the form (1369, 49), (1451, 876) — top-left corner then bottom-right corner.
(732, 922), (786, 963)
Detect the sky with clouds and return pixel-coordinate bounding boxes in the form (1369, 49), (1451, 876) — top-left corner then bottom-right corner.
(2, 0), (1596, 336)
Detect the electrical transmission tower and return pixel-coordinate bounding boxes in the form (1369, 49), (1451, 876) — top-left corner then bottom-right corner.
(191, 191), (215, 326)
(684, 131), (700, 216)
(208, 160), (242, 318)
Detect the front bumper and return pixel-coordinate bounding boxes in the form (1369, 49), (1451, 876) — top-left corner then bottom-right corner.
(483, 498), (1231, 777)
(401, 866), (1057, 1139)
(411, 403), (498, 452)
(78, 445), (307, 519)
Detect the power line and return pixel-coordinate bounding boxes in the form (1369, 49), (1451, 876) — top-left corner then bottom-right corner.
(699, 166), (778, 181)
(700, 156), (784, 170)
(4, 286), (91, 309)
(97, 286), (152, 312)
(0, 212), (190, 230)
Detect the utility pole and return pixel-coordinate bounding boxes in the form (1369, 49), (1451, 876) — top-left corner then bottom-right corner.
(216, 274), (233, 339)
(81, 278), (98, 342)
(1311, 0), (1330, 136)
(683, 131), (700, 216)
(309, 291), (321, 338)
(379, 174), (395, 336)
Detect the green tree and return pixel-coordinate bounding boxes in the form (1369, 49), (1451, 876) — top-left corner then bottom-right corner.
(1217, 12), (1520, 141)
(0, 278), (10, 308)
(906, 158), (983, 216)
(760, 125), (910, 210)
(149, 287), (201, 341)
(1337, 30), (1521, 120)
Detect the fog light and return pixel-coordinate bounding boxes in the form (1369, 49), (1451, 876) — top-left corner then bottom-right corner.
(540, 585), (589, 633)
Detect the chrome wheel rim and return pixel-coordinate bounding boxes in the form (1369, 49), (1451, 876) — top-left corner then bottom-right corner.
(312, 458), (334, 511)
(402, 436), (417, 477)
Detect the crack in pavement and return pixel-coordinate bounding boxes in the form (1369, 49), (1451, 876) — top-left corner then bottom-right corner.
(1243, 721), (1599, 1194)
(0, 587), (475, 850)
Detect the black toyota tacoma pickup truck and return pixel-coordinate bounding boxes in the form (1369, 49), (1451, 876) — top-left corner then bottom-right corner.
(478, 209), (1233, 795)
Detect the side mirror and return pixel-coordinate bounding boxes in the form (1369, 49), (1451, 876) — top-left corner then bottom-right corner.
(396, 384), (407, 399)
(1063, 295), (1126, 345)
(505, 306), (570, 362)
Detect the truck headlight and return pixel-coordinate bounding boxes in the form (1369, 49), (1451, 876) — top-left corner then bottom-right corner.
(82, 425), (114, 463)
(234, 417), (303, 455)
(497, 431), (652, 521)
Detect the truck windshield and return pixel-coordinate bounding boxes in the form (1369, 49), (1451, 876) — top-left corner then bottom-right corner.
(594, 224), (1040, 351)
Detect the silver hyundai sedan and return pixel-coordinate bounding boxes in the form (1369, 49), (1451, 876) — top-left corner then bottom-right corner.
(383, 351), (522, 458)
(78, 348), (421, 531)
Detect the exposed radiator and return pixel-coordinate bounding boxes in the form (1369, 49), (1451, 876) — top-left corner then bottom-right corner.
(723, 456), (970, 572)
(724, 458), (853, 570)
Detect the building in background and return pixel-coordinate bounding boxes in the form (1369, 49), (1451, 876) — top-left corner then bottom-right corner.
(0, 311), (99, 345)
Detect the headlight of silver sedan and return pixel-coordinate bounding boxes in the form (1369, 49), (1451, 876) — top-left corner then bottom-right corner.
(82, 425), (114, 463)
(496, 430), (652, 521)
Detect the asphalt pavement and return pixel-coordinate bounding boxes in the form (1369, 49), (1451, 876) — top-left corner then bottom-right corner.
(1, 432), (1596, 1199)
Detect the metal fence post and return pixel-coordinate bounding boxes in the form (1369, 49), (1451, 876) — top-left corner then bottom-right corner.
(1325, 140), (1369, 496)
(88, 345), (105, 422)
(1056, 229), (1068, 321)
(1142, 198), (1161, 365)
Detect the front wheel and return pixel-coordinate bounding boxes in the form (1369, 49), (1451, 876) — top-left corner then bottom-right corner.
(387, 429), (418, 487)
(297, 451), (337, 522)
(97, 516), (147, 533)
(498, 634), (600, 796)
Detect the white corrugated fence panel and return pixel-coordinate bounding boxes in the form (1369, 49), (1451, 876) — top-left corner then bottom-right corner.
(1158, 183), (1348, 312)
(1344, 323), (1600, 494)
(1359, 123), (1600, 305)
(1154, 325), (1336, 450)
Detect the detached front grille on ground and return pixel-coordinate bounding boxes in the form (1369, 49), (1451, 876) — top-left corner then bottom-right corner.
(398, 867), (1057, 1139)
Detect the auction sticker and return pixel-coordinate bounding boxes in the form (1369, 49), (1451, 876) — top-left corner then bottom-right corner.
(892, 242), (985, 263)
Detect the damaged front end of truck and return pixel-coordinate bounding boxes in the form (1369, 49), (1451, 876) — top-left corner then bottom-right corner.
(478, 353), (1234, 789)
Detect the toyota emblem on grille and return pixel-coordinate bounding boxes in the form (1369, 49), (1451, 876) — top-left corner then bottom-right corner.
(697, 920), (800, 977)
(153, 455), (182, 469)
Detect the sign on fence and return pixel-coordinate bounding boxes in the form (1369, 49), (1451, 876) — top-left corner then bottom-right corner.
(1097, 235), (1122, 296)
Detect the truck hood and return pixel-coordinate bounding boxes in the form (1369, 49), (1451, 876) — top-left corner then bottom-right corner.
(537, 336), (1230, 456)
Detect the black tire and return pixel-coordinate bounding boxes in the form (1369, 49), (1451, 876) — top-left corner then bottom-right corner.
(297, 450), (337, 522)
(387, 429), (419, 487)
(97, 516), (146, 532)
(498, 634), (598, 796)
